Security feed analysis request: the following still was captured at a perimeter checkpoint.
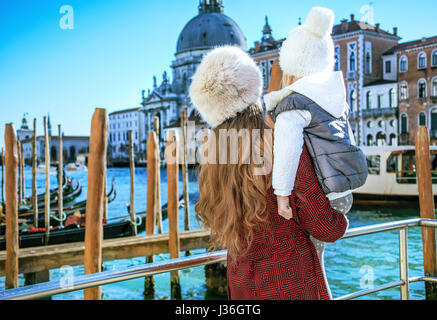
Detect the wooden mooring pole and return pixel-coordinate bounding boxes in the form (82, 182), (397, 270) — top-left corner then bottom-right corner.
(58, 125), (63, 226)
(128, 130), (137, 235)
(1, 148), (4, 208)
(415, 126), (437, 300)
(144, 130), (159, 298)
(84, 108), (108, 300)
(43, 116), (50, 245)
(20, 141), (25, 202)
(180, 108), (190, 256)
(32, 119), (38, 228)
(5, 124), (19, 289)
(17, 141), (22, 205)
(153, 116), (163, 234)
(166, 130), (181, 300)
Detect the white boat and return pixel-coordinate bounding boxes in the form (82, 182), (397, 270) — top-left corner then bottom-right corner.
(36, 164), (57, 175)
(353, 146), (437, 207)
(66, 162), (88, 172)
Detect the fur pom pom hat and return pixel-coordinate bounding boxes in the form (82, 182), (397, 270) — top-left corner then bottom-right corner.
(280, 7), (336, 79)
(189, 46), (263, 128)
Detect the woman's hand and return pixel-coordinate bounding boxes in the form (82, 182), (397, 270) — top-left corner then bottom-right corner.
(277, 195), (293, 220)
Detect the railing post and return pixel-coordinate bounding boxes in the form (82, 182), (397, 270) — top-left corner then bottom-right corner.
(84, 108), (108, 300)
(415, 126), (437, 300)
(4, 124), (19, 289)
(166, 130), (181, 300)
(399, 227), (409, 300)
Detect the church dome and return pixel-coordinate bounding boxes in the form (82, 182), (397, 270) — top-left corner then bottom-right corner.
(176, 1), (246, 55)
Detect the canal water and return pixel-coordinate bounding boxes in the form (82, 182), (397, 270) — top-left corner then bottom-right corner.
(0, 167), (427, 300)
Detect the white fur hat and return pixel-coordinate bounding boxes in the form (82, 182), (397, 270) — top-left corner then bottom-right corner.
(189, 46), (263, 128)
(280, 7), (336, 78)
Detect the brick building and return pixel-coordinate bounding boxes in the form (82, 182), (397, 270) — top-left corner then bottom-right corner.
(385, 36), (437, 145)
(249, 14), (400, 146)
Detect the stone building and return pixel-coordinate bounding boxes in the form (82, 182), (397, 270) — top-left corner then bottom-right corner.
(108, 107), (145, 163)
(140, 0), (247, 157)
(17, 115), (89, 165)
(386, 36), (437, 145)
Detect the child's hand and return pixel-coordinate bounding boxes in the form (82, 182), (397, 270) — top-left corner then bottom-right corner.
(277, 195), (293, 220)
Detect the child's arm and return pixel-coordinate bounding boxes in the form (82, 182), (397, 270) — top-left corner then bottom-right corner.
(273, 109), (311, 219)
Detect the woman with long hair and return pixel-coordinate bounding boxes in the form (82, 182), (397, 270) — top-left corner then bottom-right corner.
(189, 45), (348, 300)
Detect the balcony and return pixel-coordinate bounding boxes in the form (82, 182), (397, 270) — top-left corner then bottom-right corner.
(349, 112), (358, 121)
(361, 107), (399, 119)
(347, 71), (357, 80)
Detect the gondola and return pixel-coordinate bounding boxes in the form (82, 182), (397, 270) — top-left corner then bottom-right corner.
(21, 171), (68, 206)
(17, 179), (82, 215)
(0, 213), (145, 250)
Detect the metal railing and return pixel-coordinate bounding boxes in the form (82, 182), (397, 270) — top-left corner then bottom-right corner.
(1, 218), (437, 300)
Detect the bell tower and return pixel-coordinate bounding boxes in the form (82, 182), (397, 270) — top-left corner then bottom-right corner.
(198, 0), (223, 14)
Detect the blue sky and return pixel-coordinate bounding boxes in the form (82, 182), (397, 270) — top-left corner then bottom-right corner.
(1, 0), (436, 149)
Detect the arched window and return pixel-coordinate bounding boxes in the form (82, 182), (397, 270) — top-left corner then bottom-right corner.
(418, 112), (427, 126)
(432, 77), (437, 97)
(350, 52), (356, 71)
(400, 82), (408, 100)
(367, 134), (374, 146)
(400, 56), (408, 72)
(431, 108), (437, 132)
(389, 134), (397, 146)
(376, 132), (386, 146)
(401, 114), (408, 134)
(418, 52), (427, 69)
(350, 90), (356, 111)
(378, 94), (384, 109)
(389, 89), (396, 107)
(433, 50), (437, 67)
(367, 121), (373, 128)
(365, 52), (371, 74)
(418, 79), (427, 98)
(334, 46), (340, 71)
(366, 91), (373, 109)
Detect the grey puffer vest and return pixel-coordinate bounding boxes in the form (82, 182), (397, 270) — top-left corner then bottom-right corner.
(269, 92), (368, 194)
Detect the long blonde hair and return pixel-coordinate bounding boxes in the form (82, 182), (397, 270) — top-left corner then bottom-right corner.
(195, 106), (272, 263)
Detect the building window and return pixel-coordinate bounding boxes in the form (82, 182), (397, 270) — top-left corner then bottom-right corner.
(418, 52), (427, 69)
(418, 79), (427, 98)
(389, 89), (396, 107)
(400, 83), (408, 100)
(260, 61), (267, 89)
(350, 52), (356, 71)
(334, 46), (340, 71)
(367, 135), (374, 146)
(418, 112), (427, 126)
(390, 119), (396, 127)
(367, 121), (373, 128)
(365, 52), (371, 74)
(366, 91), (373, 109)
(378, 120), (384, 128)
(378, 94), (384, 109)
(432, 78), (437, 97)
(400, 56), (408, 72)
(389, 134), (397, 146)
(431, 108), (437, 132)
(385, 60), (392, 73)
(401, 114), (408, 134)
(432, 50), (437, 67)
(350, 90), (356, 112)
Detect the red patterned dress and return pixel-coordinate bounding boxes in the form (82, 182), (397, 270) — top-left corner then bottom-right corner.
(227, 145), (348, 300)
